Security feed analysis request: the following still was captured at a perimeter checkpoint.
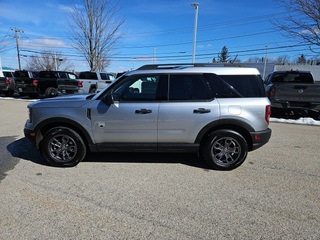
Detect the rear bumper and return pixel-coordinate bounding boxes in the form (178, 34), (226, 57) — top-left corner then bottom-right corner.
(58, 86), (79, 94)
(272, 100), (320, 111)
(250, 128), (272, 151)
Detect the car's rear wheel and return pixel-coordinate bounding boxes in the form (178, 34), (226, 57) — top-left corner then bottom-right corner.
(45, 87), (58, 97)
(28, 93), (39, 99)
(5, 90), (14, 97)
(202, 130), (248, 170)
(40, 127), (86, 167)
(89, 87), (96, 93)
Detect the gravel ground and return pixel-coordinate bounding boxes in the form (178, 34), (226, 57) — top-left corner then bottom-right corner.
(0, 98), (319, 239)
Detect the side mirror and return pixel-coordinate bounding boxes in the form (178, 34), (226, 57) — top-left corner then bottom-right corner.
(102, 93), (120, 106)
(102, 93), (114, 105)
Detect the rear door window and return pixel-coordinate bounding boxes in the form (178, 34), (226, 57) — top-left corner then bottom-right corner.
(168, 74), (212, 101)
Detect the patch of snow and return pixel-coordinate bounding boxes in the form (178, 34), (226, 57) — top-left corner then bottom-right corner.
(270, 117), (320, 126)
(0, 97), (37, 102)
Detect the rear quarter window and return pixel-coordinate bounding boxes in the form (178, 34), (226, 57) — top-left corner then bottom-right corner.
(205, 74), (266, 98)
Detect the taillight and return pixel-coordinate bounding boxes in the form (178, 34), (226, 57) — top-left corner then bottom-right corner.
(78, 81), (83, 87)
(268, 87), (275, 99)
(5, 77), (10, 85)
(265, 105), (271, 124)
(32, 79), (38, 87)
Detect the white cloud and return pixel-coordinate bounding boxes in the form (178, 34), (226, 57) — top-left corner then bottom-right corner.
(58, 4), (74, 13)
(21, 38), (68, 50)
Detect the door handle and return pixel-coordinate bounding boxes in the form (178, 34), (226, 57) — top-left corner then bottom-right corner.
(135, 109), (152, 114)
(193, 108), (211, 114)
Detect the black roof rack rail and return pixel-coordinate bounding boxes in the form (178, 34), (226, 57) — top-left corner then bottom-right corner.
(137, 63), (246, 70)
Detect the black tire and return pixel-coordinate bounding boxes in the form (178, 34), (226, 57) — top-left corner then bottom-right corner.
(201, 130), (248, 170)
(28, 93), (39, 99)
(89, 87), (96, 93)
(45, 87), (58, 97)
(40, 127), (86, 167)
(5, 90), (14, 97)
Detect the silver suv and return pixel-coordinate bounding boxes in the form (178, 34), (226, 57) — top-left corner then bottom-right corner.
(24, 64), (272, 170)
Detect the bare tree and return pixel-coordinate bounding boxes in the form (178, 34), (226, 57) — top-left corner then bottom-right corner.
(275, 55), (291, 64)
(25, 51), (74, 71)
(274, 0), (320, 50)
(244, 57), (263, 63)
(68, 0), (124, 71)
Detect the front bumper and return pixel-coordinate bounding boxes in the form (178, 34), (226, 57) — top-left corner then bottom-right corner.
(24, 120), (42, 148)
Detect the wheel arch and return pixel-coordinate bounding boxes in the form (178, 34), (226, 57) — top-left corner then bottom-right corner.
(195, 119), (254, 151)
(34, 117), (94, 149)
(89, 84), (97, 93)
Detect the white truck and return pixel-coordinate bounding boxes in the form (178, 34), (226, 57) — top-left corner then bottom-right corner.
(78, 71), (115, 93)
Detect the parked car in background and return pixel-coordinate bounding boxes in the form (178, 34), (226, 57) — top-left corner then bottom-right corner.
(78, 71), (115, 93)
(24, 63), (272, 170)
(15, 70), (82, 98)
(0, 70), (15, 97)
(264, 70), (320, 119)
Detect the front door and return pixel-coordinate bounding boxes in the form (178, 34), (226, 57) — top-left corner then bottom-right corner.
(90, 74), (163, 144)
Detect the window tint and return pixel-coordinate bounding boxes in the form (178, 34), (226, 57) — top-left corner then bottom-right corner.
(206, 74), (265, 98)
(39, 72), (57, 78)
(113, 75), (161, 101)
(3, 71), (13, 77)
(32, 72), (39, 78)
(101, 73), (115, 82)
(14, 71), (28, 78)
(204, 73), (241, 98)
(59, 72), (67, 78)
(271, 72), (313, 83)
(100, 73), (107, 80)
(79, 72), (98, 80)
(168, 74), (211, 100)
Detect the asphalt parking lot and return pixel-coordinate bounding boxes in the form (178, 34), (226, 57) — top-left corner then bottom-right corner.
(0, 98), (319, 239)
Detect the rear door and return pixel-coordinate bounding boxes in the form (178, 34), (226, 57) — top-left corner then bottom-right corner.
(158, 74), (220, 144)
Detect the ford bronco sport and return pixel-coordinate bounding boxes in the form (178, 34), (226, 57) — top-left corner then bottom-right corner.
(24, 63), (272, 170)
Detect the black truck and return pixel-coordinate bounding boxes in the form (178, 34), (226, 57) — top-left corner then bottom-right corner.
(0, 70), (15, 97)
(14, 70), (82, 98)
(264, 70), (320, 119)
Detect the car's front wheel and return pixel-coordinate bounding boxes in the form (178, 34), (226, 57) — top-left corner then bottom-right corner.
(40, 127), (86, 167)
(202, 130), (248, 170)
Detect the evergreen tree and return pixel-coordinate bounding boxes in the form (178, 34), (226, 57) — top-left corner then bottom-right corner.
(218, 46), (230, 63)
(297, 54), (307, 64)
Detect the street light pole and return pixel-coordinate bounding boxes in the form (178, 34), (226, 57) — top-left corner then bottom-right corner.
(191, 2), (199, 63)
(263, 45), (268, 80)
(153, 48), (157, 64)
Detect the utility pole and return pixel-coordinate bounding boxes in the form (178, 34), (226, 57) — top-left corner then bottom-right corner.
(11, 27), (24, 70)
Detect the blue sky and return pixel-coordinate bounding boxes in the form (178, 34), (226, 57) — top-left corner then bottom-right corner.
(0, 0), (318, 72)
